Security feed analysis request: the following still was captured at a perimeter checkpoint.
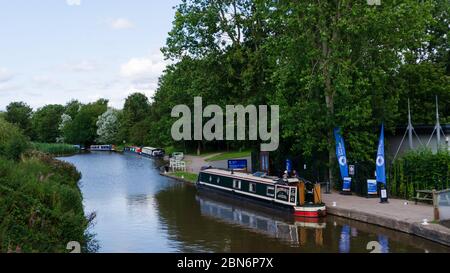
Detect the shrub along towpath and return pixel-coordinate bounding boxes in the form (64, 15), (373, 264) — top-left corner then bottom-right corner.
(323, 192), (450, 246)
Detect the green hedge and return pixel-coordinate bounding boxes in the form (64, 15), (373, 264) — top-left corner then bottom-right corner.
(390, 149), (450, 200)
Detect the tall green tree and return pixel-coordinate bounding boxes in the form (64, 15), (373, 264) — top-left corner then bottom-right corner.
(265, 0), (433, 184)
(118, 93), (151, 145)
(32, 104), (65, 143)
(5, 102), (34, 138)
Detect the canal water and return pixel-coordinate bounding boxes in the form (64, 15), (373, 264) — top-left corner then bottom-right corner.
(61, 152), (449, 253)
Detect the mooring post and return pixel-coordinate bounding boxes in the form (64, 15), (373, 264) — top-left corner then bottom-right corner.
(433, 190), (440, 222)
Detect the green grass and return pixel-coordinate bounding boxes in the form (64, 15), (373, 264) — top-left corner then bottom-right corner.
(32, 143), (79, 156)
(172, 171), (198, 183)
(205, 150), (252, 162)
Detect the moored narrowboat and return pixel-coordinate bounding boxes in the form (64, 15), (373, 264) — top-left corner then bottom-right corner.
(142, 147), (165, 158)
(197, 168), (326, 218)
(125, 146), (142, 154)
(90, 145), (113, 151)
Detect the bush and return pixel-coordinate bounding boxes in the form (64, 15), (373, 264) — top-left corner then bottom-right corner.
(390, 149), (450, 199)
(0, 119), (29, 161)
(31, 143), (79, 157)
(0, 152), (94, 253)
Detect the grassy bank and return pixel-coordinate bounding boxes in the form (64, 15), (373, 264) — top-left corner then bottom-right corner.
(32, 143), (79, 157)
(171, 171), (198, 184)
(0, 151), (96, 253)
(205, 150), (252, 162)
(0, 119), (95, 253)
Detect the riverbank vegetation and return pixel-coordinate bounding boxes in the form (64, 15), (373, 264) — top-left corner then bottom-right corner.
(171, 171), (198, 184)
(205, 151), (252, 162)
(0, 118), (95, 253)
(2, 0), (449, 187)
(31, 143), (79, 157)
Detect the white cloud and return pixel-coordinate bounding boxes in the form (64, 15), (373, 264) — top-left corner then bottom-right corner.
(111, 18), (134, 30)
(66, 0), (81, 6)
(119, 52), (169, 102)
(0, 67), (14, 83)
(120, 53), (167, 84)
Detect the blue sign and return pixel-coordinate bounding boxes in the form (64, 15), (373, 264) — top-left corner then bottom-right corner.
(334, 128), (349, 180)
(367, 179), (378, 195)
(343, 177), (352, 192)
(376, 124), (386, 185)
(286, 159), (292, 172)
(228, 159), (248, 170)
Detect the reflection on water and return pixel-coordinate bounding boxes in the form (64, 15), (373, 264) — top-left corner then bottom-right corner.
(60, 152), (450, 253)
(197, 193), (326, 247)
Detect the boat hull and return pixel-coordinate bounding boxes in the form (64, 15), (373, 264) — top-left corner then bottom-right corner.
(197, 182), (326, 218)
(294, 206), (327, 218)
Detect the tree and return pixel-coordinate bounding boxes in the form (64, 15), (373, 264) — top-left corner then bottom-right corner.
(32, 104), (65, 143)
(265, 0), (433, 184)
(96, 108), (120, 144)
(57, 114), (72, 143)
(159, 0), (438, 185)
(5, 102), (34, 138)
(61, 100), (108, 145)
(118, 93), (151, 144)
(64, 100), (82, 119)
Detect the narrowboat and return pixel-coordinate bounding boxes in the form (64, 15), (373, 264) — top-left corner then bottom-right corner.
(125, 146), (142, 154)
(142, 147), (165, 157)
(90, 145), (113, 151)
(197, 168), (326, 218)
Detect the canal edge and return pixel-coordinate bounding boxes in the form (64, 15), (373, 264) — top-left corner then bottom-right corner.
(327, 206), (450, 247)
(160, 172), (197, 187)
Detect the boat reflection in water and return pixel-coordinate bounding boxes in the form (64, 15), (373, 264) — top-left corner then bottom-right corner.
(197, 191), (326, 247)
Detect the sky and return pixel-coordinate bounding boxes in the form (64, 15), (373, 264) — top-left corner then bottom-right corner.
(0, 0), (181, 110)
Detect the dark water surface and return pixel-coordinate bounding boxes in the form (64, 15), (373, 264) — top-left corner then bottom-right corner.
(61, 152), (449, 253)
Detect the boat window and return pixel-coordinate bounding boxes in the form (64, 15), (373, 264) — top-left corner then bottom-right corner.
(249, 183), (256, 193)
(216, 177), (220, 184)
(233, 180), (242, 190)
(267, 186), (275, 197)
(209, 176), (213, 182)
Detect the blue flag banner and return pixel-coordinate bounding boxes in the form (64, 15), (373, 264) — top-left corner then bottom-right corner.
(286, 159), (292, 173)
(334, 128), (349, 180)
(376, 124), (386, 185)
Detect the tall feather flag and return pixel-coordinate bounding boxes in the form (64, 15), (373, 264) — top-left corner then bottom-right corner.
(376, 124), (386, 185)
(334, 128), (349, 180)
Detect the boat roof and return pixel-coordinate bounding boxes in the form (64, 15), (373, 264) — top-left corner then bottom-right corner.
(201, 168), (299, 184)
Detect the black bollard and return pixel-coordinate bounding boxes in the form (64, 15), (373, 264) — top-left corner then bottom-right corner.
(379, 183), (389, 203)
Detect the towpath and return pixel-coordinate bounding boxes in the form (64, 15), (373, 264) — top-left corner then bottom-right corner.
(323, 192), (450, 246)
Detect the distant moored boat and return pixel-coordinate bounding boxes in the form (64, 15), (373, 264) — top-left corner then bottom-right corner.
(90, 145), (113, 151)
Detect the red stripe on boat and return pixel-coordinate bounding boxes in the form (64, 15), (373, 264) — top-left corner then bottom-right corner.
(294, 211), (326, 218)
